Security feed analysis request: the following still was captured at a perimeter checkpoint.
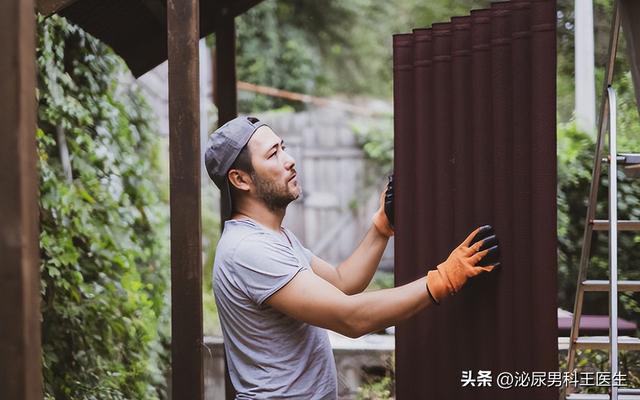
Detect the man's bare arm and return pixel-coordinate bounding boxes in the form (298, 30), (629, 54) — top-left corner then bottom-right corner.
(266, 269), (433, 338)
(310, 224), (389, 295)
(274, 226), (497, 337)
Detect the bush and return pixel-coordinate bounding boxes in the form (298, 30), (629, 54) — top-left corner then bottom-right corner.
(557, 123), (640, 329)
(37, 15), (170, 399)
(357, 376), (394, 400)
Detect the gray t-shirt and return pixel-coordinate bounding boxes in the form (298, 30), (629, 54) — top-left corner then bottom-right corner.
(213, 218), (338, 400)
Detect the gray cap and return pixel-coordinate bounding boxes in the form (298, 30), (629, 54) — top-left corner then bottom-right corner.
(204, 116), (267, 222)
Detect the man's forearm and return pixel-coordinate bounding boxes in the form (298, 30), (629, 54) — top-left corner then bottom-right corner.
(340, 276), (434, 338)
(335, 224), (390, 294)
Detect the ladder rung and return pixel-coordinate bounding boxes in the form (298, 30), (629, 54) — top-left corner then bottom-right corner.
(575, 336), (640, 350)
(591, 220), (640, 231)
(602, 153), (640, 165)
(582, 280), (640, 292)
(602, 154), (640, 177)
(618, 153), (640, 165)
(567, 394), (640, 400)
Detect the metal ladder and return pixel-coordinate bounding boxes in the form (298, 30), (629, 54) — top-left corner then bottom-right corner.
(563, 2), (640, 399)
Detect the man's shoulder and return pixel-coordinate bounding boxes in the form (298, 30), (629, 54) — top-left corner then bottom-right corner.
(217, 221), (270, 257)
(213, 222), (269, 291)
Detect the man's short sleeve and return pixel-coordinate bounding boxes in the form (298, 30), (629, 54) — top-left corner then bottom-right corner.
(231, 233), (308, 305)
(284, 227), (314, 264)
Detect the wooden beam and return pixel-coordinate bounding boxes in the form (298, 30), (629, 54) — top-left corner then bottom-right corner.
(167, 0), (203, 399)
(214, 10), (238, 127)
(214, 11), (238, 400)
(230, 0), (265, 18)
(35, 0), (78, 16)
(0, 0), (42, 399)
(140, 0), (167, 28)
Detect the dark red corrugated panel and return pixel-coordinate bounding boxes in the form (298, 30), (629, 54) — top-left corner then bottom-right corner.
(528, 0), (558, 381)
(393, 1), (557, 398)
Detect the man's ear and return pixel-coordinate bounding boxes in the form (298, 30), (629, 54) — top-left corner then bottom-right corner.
(228, 169), (252, 192)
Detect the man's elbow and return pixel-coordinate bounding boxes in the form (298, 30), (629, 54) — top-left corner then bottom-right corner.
(335, 325), (365, 339)
(333, 267), (367, 295)
(342, 286), (365, 296)
(335, 307), (370, 338)
(338, 278), (368, 296)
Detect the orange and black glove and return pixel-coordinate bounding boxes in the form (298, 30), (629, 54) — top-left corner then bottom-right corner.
(426, 225), (500, 304)
(372, 175), (394, 238)
(469, 225), (500, 266)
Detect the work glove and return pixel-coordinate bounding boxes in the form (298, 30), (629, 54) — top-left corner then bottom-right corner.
(469, 225), (501, 267)
(372, 175), (394, 238)
(426, 225), (500, 304)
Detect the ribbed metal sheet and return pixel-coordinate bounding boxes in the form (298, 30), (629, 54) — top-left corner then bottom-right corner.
(393, 1), (557, 398)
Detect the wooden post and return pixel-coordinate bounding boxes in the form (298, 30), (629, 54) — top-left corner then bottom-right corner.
(215, 9), (238, 127)
(214, 10), (238, 400)
(167, 0), (203, 399)
(0, 0), (42, 399)
(35, 0), (79, 16)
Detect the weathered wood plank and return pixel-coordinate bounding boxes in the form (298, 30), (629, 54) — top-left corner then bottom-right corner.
(35, 0), (78, 15)
(214, 13), (238, 127)
(214, 13), (239, 400)
(229, 0), (265, 18)
(0, 0), (42, 399)
(167, 0), (203, 398)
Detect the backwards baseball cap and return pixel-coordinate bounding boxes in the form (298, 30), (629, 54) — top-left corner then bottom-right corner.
(204, 116), (267, 222)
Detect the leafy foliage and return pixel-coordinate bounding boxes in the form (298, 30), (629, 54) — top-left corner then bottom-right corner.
(557, 0), (640, 143)
(233, 0), (491, 113)
(234, 1), (320, 112)
(353, 115), (394, 175)
(37, 15), (169, 399)
(559, 348), (640, 392)
(557, 124), (640, 329)
(356, 376), (393, 400)
(202, 188), (222, 336)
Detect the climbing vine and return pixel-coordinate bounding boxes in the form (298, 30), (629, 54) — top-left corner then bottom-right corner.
(37, 15), (170, 399)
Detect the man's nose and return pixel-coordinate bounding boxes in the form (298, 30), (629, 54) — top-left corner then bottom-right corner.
(283, 151), (296, 169)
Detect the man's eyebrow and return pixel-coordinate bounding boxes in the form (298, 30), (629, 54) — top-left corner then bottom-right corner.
(264, 140), (284, 156)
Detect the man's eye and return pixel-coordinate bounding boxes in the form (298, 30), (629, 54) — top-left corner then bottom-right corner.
(269, 152), (276, 158)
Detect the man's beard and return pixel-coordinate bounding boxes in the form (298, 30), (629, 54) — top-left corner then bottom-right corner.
(252, 172), (300, 212)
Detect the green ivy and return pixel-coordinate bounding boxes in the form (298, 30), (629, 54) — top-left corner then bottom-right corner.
(356, 376), (394, 400)
(37, 15), (169, 399)
(352, 115), (394, 175)
(234, 1), (319, 113)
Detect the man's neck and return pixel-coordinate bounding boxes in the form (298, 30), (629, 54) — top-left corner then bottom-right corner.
(232, 200), (285, 232)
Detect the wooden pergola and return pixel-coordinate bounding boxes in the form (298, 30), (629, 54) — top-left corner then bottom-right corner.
(0, 0), (262, 398)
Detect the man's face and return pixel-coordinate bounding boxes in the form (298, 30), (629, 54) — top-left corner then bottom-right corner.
(247, 126), (301, 211)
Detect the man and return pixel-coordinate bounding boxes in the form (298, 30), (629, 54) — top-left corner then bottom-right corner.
(204, 116), (498, 399)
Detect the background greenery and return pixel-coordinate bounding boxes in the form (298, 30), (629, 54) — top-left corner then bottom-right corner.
(232, 0), (491, 112)
(37, 15), (170, 399)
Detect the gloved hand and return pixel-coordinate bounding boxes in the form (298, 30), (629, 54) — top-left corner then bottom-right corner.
(426, 226), (499, 304)
(384, 175), (394, 228)
(372, 175), (394, 238)
(469, 225), (501, 267)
